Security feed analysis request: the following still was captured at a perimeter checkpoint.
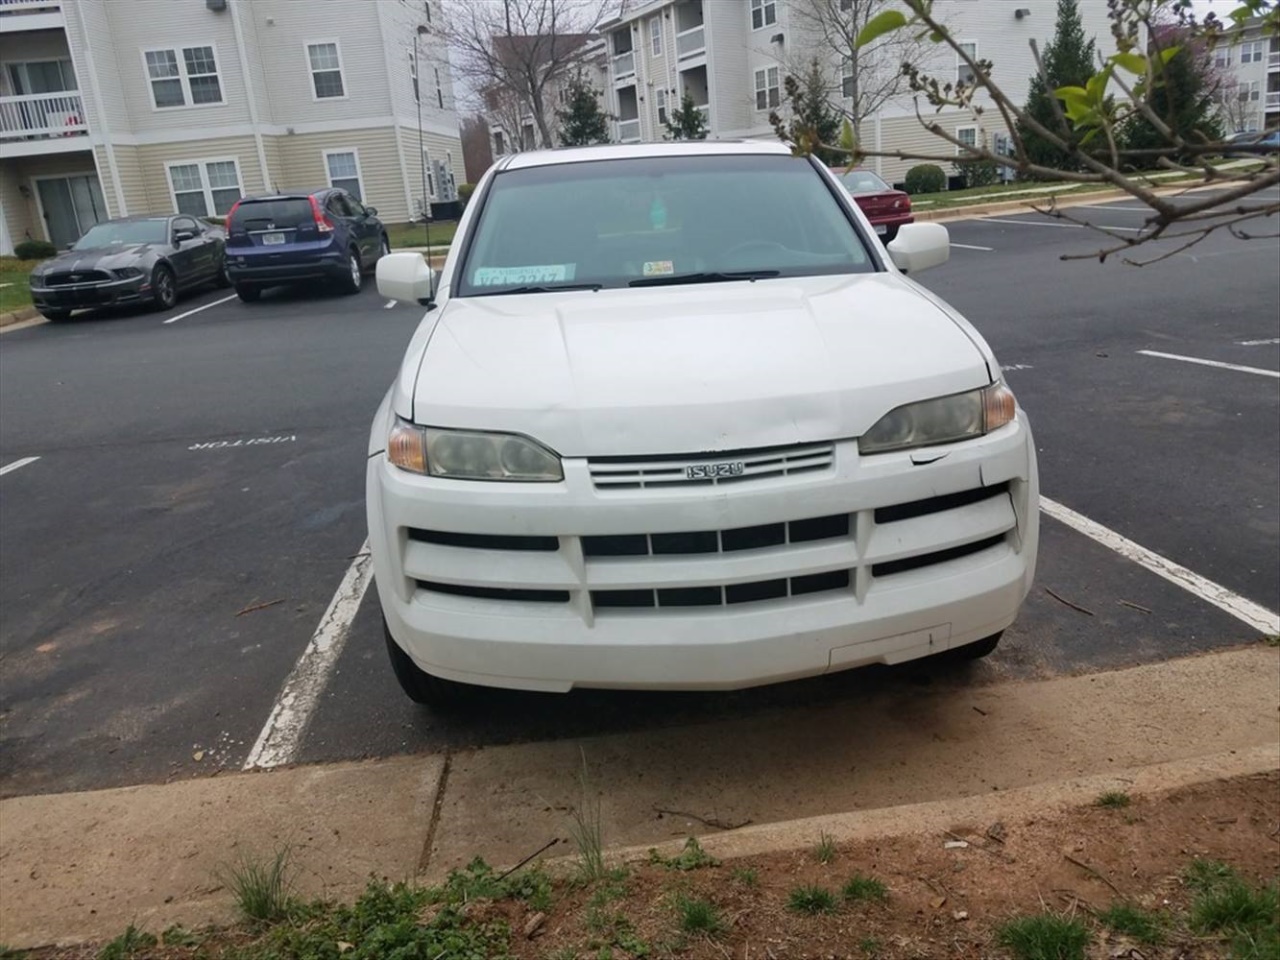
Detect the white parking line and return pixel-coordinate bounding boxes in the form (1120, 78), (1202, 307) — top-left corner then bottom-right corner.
(243, 542), (373, 770)
(951, 243), (994, 251)
(979, 217), (1082, 229)
(162, 293), (238, 325)
(1041, 497), (1280, 635)
(0, 456), (39, 477)
(1137, 349), (1280, 379)
(384, 300), (397, 309)
(1238, 338), (1280, 346)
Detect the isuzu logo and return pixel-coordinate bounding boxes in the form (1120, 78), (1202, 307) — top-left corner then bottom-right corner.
(685, 461), (746, 480)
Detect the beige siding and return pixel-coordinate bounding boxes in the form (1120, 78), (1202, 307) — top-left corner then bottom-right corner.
(0, 152), (100, 245)
(277, 128), (409, 221)
(0, 161), (33, 251)
(100, 144), (148, 217)
(128, 136), (263, 215)
(397, 125), (466, 219)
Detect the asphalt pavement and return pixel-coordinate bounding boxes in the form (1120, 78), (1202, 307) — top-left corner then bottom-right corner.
(1, 191), (1276, 797)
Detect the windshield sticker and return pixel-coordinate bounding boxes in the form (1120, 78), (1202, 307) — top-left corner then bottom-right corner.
(473, 264), (575, 286)
(642, 260), (674, 277)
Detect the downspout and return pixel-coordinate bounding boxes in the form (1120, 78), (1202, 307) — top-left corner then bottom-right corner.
(229, 0), (272, 194)
(71, 0), (127, 216)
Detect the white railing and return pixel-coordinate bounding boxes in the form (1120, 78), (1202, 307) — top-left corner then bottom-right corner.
(613, 51), (635, 79)
(0, 92), (86, 140)
(617, 118), (641, 141)
(1265, 91), (1280, 108)
(676, 25), (705, 59)
(0, 0), (62, 12)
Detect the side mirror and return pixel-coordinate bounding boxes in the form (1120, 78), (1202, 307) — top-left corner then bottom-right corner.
(174, 230), (196, 244)
(886, 222), (950, 275)
(377, 251), (436, 305)
(365, 206), (378, 217)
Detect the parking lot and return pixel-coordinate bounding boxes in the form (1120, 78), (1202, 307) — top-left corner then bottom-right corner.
(1, 190), (1277, 799)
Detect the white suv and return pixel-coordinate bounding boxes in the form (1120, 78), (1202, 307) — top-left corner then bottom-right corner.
(369, 141), (1039, 707)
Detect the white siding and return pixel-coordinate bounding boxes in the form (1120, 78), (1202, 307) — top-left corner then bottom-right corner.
(63, 0), (129, 135)
(706, 0), (753, 136)
(378, 0), (460, 135)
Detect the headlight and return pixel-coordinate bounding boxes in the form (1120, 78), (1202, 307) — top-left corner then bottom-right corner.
(859, 382), (1016, 455)
(387, 420), (563, 481)
(113, 267), (143, 280)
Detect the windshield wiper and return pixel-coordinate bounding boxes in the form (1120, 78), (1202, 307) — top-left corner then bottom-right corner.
(472, 283), (603, 296)
(628, 270), (780, 287)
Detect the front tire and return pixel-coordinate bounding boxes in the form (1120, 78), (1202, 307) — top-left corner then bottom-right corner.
(383, 618), (470, 710)
(339, 248), (363, 295)
(151, 264), (178, 310)
(235, 283), (261, 303)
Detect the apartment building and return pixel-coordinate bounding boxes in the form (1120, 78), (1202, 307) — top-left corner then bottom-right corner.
(1213, 17), (1280, 133)
(599, 0), (1118, 185)
(0, 0), (464, 255)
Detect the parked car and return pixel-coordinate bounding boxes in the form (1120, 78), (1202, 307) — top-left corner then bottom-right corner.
(1224, 130), (1280, 155)
(370, 141), (1039, 708)
(223, 189), (390, 302)
(835, 168), (914, 240)
(28, 216), (227, 321)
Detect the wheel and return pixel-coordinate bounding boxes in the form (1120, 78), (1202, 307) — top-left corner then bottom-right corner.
(339, 248), (363, 294)
(950, 631), (1002, 661)
(235, 283), (261, 303)
(383, 618), (471, 709)
(214, 260), (232, 288)
(39, 309), (71, 322)
(151, 264), (178, 310)
(367, 235), (390, 274)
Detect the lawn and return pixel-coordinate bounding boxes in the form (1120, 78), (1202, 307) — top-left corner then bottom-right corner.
(386, 219), (458, 250)
(0, 257), (37, 315)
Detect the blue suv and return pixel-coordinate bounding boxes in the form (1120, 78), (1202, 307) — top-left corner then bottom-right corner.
(224, 188), (390, 302)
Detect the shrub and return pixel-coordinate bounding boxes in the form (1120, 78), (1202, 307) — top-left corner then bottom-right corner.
(903, 164), (947, 195)
(457, 183), (475, 208)
(952, 159), (1000, 189)
(14, 239), (57, 260)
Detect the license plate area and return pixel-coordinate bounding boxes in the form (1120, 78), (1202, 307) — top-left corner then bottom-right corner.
(874, 224), (887, 235)
(262, 232), (286, 245)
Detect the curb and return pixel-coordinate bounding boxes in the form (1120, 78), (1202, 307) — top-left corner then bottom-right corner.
(915, 180), (1220, 224)
(0, 306), (39, 329)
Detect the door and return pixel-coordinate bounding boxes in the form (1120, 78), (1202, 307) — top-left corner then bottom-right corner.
(36, 175), (106, 248)
(170, 216), (216, 286)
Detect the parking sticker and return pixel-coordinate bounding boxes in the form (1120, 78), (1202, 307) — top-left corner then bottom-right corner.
(473, 264), (575, 286)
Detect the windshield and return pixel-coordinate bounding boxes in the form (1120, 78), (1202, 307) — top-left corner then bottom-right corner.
(456, 154), (875, 297)
(840, 170), (891, 194)
(74, 221), (168, 249)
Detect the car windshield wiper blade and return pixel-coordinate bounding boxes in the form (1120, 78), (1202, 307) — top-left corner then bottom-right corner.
(472, 283), (603, 296)
(629, 270), (780, 287)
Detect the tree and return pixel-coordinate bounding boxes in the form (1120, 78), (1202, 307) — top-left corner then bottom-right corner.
(846, 0), (1279, 265)
(459, 114), (494, 182)
(1016, 0), (1097, 173)
(556, 72), (611, 146)
(664, 92), (708, 141)
(770, 58), (843, 165)
(1120, 30), (1224, 165)
(443, 0), (609, 150)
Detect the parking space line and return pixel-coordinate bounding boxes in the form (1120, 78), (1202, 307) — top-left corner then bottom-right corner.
(951, 243), (994, 251)
(243, 542), (373, 770)
(0, 456), (39, 477)
(1137, 349), (1280, 379)
(1041, 497), (1280, 635)
(384, 300), (396, 309)
(979, 217), (1083, 229)
(1238, 338), (1280, 346)
(162, 294), (238, 325)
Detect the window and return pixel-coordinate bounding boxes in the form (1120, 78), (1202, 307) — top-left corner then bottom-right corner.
(307, 42), (346, 99)
(841, 57), (854, 98)
(493, 131), (505, 156)
(1241, 41), (1266, 63)
(957, 42), (977, 85)
(656, 88), (668, 125)
(750, 0), (776, 30)
(7, 59), (77, 95)
(424, 0), (432, 23)
(325, 150), (363, 200)
(409, 52), (419, 101)
(650, 16), (662, 56)
(167, 159), (241, 217)
(144, 46), (222, 109)
(1239, 80), (1261, 102)
(172, 216), (200, 237)
(754, 67), (779, 110)
(1214, 47), (1232, 68)
(956, 126), (979, 154)
(434, 66), (443, 108)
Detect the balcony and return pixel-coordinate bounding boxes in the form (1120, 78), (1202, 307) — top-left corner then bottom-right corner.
(617, 118), (640, 142)
(1265, 90), (1280, 109)
(676, 25), (705, 60)
(0, 91), (86, 142)
(613, 50), (635, 80)
(1269, 51), (1279, 70)
(0, 0), (64, 32)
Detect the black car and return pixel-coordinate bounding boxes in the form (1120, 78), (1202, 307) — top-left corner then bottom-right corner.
(223, 188), (390, 302)
(28, 216), (228, 321)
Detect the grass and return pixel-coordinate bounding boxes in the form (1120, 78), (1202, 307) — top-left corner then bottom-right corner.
(731, 866), (759, 888)
(674, 892), (723, 936)
(1185, 861), (1279, 959)
(569, 751), (607, 883)
(220, 847), (297, 924)
(858, 936), (883, 957)
(842, 873), (889, 903)
(97, 926), (158, 959)
(787, 884), (838, 915)
(386, 219), (458, 250)
(0, 257), (38, 315)
(996, 913), (1091, 960)
(813, 831), (837, 864)
(649, 836), (719, 871)
(1096, 790), (1132, 809)
(1097, 902), (1163, 944)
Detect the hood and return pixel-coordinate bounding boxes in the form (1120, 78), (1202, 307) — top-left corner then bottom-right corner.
(39, 245), (157, 273)
(404, 274), (992, 457)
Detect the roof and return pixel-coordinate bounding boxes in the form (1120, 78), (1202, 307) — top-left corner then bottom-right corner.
(500, 140), (793, 170)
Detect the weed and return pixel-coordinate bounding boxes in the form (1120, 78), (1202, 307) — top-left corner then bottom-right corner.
(1190, 876), (1278, 939)
(649, 836), (719, 871)
(1097, 902), (1163, 944)
(859, 936), (883, 958)
(1262, 633), (1279, 647)
(814, 831), (837, 864)
(787, 884), (838, 915)
(842, 873), (889, 903)
(996, 912), (1091, 960)
(569, 750), (607, 883)
(505, 863), (555, 914)
(1184, 858), (1236, 892)
(731, 866), (760, 888)
(674, 893), (723, 935)
(220, 846), (296, 924)
(97, 926), (157, 960)
(1095, 790), (1131, 809)
(160, 924), (203, 947)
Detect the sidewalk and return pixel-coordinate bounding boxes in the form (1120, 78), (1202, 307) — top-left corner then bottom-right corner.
(2, 644), (1276, 948)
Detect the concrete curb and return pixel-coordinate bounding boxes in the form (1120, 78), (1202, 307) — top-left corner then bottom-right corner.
(0, 305), (39, 329)
(915, 179), (1230, 225)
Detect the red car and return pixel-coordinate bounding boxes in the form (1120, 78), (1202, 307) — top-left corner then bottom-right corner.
(834, 168), (914, 241)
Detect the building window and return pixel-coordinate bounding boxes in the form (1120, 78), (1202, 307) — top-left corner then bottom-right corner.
(841, 57), (854, 98)
(656, 88), (668, 125)
(1240, 41), (1265, 63)
(307, 42), (346, 99)
(750, 0), (776, 30)
(1214, 47), (1232, 68)
(325, 150), (363, 200)
(167, 159), (241, 217)
(434, 66), (443, 108)
(650, 16), (662, 56)
(1239, 80), (1261, 102)
(754, 67), (779, 110)
(493, 131), (505, 156)
(956, 126), (979, 153)
(409, 52), (419, 101)
(957, 42), (977, 85)
(422, 148), (436, 198)
(424, 1), (432, 23)
(144, 46), (223, 109)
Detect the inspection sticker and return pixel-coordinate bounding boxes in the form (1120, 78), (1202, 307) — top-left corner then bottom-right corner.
(643, 260), (674, 276)
(473, 264), (575, 286)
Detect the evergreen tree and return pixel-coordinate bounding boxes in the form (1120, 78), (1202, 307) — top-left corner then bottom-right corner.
(1120, 38), (1223, 166)
(555, 73), (611, 146)
(769, 58), (843, 164)
(664, 92), (708, 141)
(1016, 0), (1096, 173)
